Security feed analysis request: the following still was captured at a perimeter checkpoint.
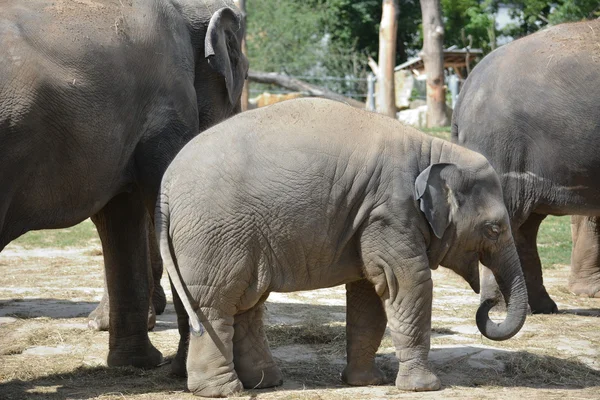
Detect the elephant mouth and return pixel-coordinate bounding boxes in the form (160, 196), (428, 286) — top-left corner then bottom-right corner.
(464, 252), (481, 294)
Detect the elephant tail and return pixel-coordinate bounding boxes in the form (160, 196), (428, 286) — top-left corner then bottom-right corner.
(155, 193), (205, 336)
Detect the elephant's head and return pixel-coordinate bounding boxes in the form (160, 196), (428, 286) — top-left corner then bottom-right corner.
(174, 0), (249, 129)
(415, 157), (528, 341)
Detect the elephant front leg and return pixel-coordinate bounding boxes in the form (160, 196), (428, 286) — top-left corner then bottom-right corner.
(569, 215), (600, 298)
(233, 302), (283, 389)
(514, 213), (557, 313)
(386, 277), (439, 391)
(342, 279), (387, 386)
(88, 218), (164, 331)
(360, 225), (440, 392)
(92, 191), (163, 368)
(482, 213), (557, 314)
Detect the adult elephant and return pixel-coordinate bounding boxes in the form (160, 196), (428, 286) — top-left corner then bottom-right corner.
(452, 20), (600, 313)
(0, 0), (248, 368)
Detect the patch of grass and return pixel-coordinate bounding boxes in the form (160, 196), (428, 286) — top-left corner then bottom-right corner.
(498, 351), (600, 388)
(537, 216), (572, 269)
(266, 322), (345, 350)
(11, 219), (100, 249)
(278, 361), (343, 387)
(419, 126), (452, 140)
(1, 324), (80, 356)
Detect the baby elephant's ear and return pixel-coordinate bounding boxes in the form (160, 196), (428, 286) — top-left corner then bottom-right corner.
(414, 163), (460, 239)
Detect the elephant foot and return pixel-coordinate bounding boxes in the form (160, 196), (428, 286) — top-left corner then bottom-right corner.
(107, 341), (164, 369)
(341, 363), (386, 386)
(529, 292), (558, 314)
(188, 373), (244, 398)
(88, 302), (157, 331)
(88, 298), (110, 331)
(171, 340), (188, 378)
(153, 283), (167, 315)
(395, 366), (441, 392)
(568, 279), (600, 298)
(237, 364), (283, 389)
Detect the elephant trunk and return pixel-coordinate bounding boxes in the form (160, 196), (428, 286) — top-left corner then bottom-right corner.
(476, 244), (528, 341)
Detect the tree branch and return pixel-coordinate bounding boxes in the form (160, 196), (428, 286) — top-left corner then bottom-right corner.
(368, 56), (379, 75)
(247, 70), (365, 109)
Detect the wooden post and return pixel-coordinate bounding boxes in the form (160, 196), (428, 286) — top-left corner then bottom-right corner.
(376, 0), (398, 118)
(419, 0), (449, 127)
(233, 0), (249, 111)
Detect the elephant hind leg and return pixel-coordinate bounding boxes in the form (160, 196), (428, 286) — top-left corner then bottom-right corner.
(170, 279), (190, 378)
(569, 215), (600, 298)
(233, 302), (283, 389)
(342, 279), (386, 386)
(148, 220), (167, 315)
(186, 308), (243, 397)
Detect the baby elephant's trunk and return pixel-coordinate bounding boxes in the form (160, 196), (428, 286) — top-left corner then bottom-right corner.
(476, 244), (528, 340)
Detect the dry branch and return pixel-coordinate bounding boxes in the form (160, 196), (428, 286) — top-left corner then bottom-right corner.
(247, 70), (365, 109)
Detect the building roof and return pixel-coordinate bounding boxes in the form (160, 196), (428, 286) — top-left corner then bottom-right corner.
(395, 46), (484, 75)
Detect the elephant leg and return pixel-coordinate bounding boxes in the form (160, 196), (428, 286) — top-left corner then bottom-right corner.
(360, 224), (440, 392)
(87, 275), (111, 331)
(88, 218), (162, 331)
(569, 215), (600, 298)
(91, 191), (163, 368)
(233, 302), (283, 389)
(515, 213), (557, 313)
(341, 279), (387, 386)
(186, 308), (243, 397)
(482, 213), (557, 313)
(88, 249), (157, 332)
(148, 220), (167, 315)
(171, 279), (190, 378)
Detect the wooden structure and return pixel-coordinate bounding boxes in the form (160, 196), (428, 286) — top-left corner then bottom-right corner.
(396, 46), (483, 79)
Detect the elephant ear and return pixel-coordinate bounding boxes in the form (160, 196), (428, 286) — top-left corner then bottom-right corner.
(415, 163), (460, 239)
(205, 7), (248, 105)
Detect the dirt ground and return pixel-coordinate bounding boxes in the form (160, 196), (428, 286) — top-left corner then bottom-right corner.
(1, 229), (599, 399)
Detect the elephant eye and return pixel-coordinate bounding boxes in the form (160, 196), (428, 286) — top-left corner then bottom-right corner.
(483, 223), (501, 241)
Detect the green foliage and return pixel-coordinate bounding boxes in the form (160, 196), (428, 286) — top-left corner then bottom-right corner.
(537, 216), (572, 268)
(246, 0), (329, 76)
(245, 0), (422, 96)
(12, 219), (99, 249)
(501, 0), (600, 38)
(440, 0), (499, 53)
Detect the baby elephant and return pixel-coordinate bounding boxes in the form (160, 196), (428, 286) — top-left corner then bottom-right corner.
(156, 98), (528, 397)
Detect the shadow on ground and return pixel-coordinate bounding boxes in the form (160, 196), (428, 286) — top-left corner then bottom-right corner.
(0, 299), (98, 319)
(2, 346), (599, 400)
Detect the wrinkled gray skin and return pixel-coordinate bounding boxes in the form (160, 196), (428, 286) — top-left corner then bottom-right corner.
(452, 20), (600, 313)
(0, 0), (247, 368)
(156, 98), (528, 397)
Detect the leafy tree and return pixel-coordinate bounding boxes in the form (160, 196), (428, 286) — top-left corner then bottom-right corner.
(501, 0), (600, 38)
(246, 0), (421, 87)
(437, 0), (499, 53)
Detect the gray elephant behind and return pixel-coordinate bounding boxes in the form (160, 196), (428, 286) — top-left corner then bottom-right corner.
(452, 19), (600, 313)
(156, 98), (528, 397)
(0, 0), (247, 368)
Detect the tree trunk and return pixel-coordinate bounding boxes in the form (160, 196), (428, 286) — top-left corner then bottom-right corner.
(247, 70), (365, 109)
(419, 0), (449, 127)
(377, 0), (398, 118)
(233, 0), (249, 111)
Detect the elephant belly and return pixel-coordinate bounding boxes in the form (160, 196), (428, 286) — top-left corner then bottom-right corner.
(270, 250), (364, 294)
